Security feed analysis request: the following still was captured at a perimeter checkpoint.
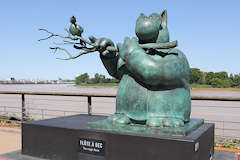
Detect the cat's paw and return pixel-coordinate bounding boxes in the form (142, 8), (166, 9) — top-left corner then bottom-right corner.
(107, 113), (131, 125)
(147, 117), (184, 127)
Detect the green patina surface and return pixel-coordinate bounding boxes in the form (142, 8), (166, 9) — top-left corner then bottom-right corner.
(50, 10), (198, 136)
(88, 118), (204, 136)
(89, 10), (192, 132)
(37, 6), (205, 136)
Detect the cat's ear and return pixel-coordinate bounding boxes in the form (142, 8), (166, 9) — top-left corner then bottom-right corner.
(161, 9), (167, 29)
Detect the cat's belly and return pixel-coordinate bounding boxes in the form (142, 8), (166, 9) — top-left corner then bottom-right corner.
(116, 74), (190, 121)
(116, 74), (148, 120)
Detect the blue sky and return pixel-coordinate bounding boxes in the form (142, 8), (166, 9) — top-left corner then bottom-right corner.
(0, 0), (239, 80)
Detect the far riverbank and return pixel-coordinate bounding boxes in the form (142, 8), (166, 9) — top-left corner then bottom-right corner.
(1, 84), (240, 97)
(75, 83), (240, 89)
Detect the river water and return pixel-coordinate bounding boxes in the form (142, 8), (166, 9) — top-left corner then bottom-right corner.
(0, 84), (239, 138)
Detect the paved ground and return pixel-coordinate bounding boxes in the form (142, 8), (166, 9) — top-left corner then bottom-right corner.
(0, 127), (21, 155)
(214, 151), (235, 160)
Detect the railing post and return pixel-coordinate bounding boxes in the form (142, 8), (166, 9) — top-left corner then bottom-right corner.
(22, 94), (26, 122)
(88, 96), (92, 115)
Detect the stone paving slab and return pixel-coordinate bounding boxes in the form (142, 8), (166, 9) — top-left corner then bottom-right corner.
(0, 150), (236, 160)
(0, 127), (21, 155)
(215, 151), (235, 160)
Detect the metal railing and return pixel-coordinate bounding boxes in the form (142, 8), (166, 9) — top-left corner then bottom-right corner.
(0, 90), (116, 118)
(0, 90), (240, 139)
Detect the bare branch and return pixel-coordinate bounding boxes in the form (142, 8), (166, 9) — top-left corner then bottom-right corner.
(57, 48), (97, 60)
(49, 46), (97, 60)
(50, 47), (73, 58)
(38, 34), (54, 41)
(38, 28), (95, 47)
(52, 41), (82, 46)
(38, 28), (70, 41)
(53, 42), (70, 46)
(39, 28), (178, 61)
(63, 40), (80, 44)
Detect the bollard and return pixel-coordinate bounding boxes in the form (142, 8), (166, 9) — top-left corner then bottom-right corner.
(235, 153), (240, 160)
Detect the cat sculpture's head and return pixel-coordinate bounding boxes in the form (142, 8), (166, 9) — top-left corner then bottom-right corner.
(135, 10), (169, 44)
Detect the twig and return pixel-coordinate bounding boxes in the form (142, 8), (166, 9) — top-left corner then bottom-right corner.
(50, 47), (97, 60)
(53, 42), (72, 46)
(52, 41), (82, 46)
(63, 40), (81, 44)
(38, 28), (95, 47)
(39, 28), (178, 60)
(50, 47), (73, 58)
(38, 28), (71, 41)
(62, 48), (97, 60)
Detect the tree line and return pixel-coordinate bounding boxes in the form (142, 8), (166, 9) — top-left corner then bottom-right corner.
(75, 73), (119, 85)
(75, 69), (240, 88)
(190, 68), (240, 88)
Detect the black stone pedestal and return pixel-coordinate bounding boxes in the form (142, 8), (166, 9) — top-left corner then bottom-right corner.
(22, 114), (214, 160)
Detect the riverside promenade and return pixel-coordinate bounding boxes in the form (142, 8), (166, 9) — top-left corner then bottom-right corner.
(0, 85), (240, 159)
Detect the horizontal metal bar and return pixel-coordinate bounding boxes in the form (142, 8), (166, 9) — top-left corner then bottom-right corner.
(0, 90), (240, 101)
(191, 96), (240, 101)
(0, 91), (116, 97)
